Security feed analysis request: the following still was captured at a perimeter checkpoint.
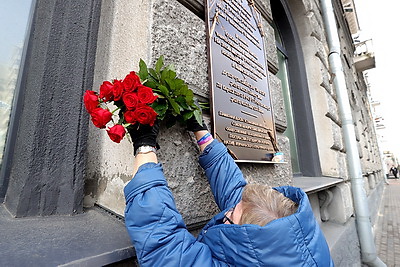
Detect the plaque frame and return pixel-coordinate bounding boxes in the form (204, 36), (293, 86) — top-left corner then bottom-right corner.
(205, 0), (279, 163)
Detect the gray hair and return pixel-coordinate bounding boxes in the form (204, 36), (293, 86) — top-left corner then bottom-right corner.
(239, 184), (298, 226)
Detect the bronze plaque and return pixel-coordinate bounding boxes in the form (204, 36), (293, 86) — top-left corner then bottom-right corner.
(205, 0), (278, 162)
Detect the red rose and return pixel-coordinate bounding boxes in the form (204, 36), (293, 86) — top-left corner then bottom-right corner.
(137, 85), (158, 104)
(107, 124), (126, 143)
(99, 81), (114, 101)
(123, 92), (139, 110)
(90, 108), (113, 128)
(123, 71), (141, 92)
(124, 110), (137, 124)
(133, 104), (158, 126)
(113, 79), (124, 101)
(83, 90), (99, 114)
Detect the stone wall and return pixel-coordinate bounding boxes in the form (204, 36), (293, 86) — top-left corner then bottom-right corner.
(85, 0), (152, 216)
(287, 0), (382, 180)
(85, 0), (291, 224)
(84, 0), (385, 264)
(287, 0), (346, 178)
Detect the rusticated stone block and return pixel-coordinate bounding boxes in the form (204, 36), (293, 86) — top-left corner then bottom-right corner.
(363, 176), (370, 196)
(263, 20), (278, 72)
(300, 0), (313, 12)
(152, 0), (208, 98)
(330, 121), (343, 151)
(315, 41), (329, 70)
(337, 152), (348, 180)
(354, 122), (361, 141)
(156, 121), (220, 225)
(241, 133), (292, 187)
(307, 10), (324, 42)
(256, 0), (272, 21)
(368, 173), (376, 189)
(268, 72), (287, 131)
(358, 141), (364, 159)
(327, 183), (354, 224)
(308, 193), (322, 223)
(326, 93), (340, 125)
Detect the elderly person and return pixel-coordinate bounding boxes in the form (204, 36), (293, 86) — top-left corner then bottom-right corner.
(124, 118), (333, 266)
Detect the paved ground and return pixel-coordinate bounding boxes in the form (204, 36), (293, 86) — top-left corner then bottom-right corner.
(374, 178), (400, 266)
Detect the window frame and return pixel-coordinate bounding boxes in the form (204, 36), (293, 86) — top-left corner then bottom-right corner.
(271, 0), (322, 177)
(0, 0), (37, 200)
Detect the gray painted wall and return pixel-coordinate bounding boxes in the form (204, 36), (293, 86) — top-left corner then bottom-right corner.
(3, 0), (102, 216)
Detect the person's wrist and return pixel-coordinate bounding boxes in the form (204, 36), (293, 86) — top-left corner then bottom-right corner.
(194, 130), (214, 151)
(134, 145), (157, 157)
(197, 132), (213, 145)
(194, 130), (209, 140)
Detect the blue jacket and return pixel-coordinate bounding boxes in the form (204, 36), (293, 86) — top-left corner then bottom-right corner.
(124, 140), (334, 266)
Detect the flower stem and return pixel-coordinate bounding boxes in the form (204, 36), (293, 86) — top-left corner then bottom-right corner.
(111, 107), (120, 114)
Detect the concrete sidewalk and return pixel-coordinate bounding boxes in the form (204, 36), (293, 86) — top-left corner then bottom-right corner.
(374, 178), (400, 266)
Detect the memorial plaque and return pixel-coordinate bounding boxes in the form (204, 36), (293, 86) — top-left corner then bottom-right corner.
(205, 0), (278, 162)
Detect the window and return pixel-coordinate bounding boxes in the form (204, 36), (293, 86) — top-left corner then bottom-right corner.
(271, 0), (321, 177)
(0, 0), (34, 197)
(274, 28), (300, 173)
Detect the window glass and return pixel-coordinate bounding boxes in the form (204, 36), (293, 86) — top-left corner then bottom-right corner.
(276, 49), (300, 173)
(0, 0), (33, 166)
(273, 23), (300, 174)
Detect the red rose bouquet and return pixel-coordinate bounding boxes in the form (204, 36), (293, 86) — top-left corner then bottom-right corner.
(83, 56), (204, 143)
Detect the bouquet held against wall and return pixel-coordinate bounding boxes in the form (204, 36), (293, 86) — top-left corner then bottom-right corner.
(83, 56), (204, 143)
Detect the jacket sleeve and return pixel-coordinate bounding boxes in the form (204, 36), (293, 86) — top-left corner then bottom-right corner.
(124, 163), (221, 267)
(198, 140), (247, 211)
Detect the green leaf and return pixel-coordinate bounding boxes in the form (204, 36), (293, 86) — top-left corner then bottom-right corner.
(154, 94), (165, 99)
(182, 111), (194, 121)
(151, 101), (168, 117)
(149, 68), (159, 80)
(174, 79), (185, 90)
(161, 69), (176, 83)
(138, 59), (148, 80)
(165, 78), (176, 91)
(137, 57), (204, 126)
(185, 89), (194, 105)
(164, 63), (175, 72)
(174, 83), (188, 95)
(158, 85), (170, 97)
(155, 56), (164, 74)
(144, 80), (158, 89)
(175, 96), (189, 110)
(194, 109), (202, 125)
(168, 98), (181, 114)
(199, 101), (210, 110)
(118, 110), (125, 124)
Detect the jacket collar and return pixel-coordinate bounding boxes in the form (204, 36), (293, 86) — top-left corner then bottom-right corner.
(197, 186), (333, 266)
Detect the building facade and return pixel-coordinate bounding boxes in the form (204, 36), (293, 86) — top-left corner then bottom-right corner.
(0, 0), (385, 265)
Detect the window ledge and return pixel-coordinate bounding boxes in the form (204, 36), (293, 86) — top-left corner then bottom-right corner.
(293, 176), (344, 194)
(0, 205), (135, 266)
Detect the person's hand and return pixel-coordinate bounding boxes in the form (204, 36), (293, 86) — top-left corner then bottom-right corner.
(186, 100), (208, 132)
(186, 115), (208, 132)
(127, 121), (160, 155)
